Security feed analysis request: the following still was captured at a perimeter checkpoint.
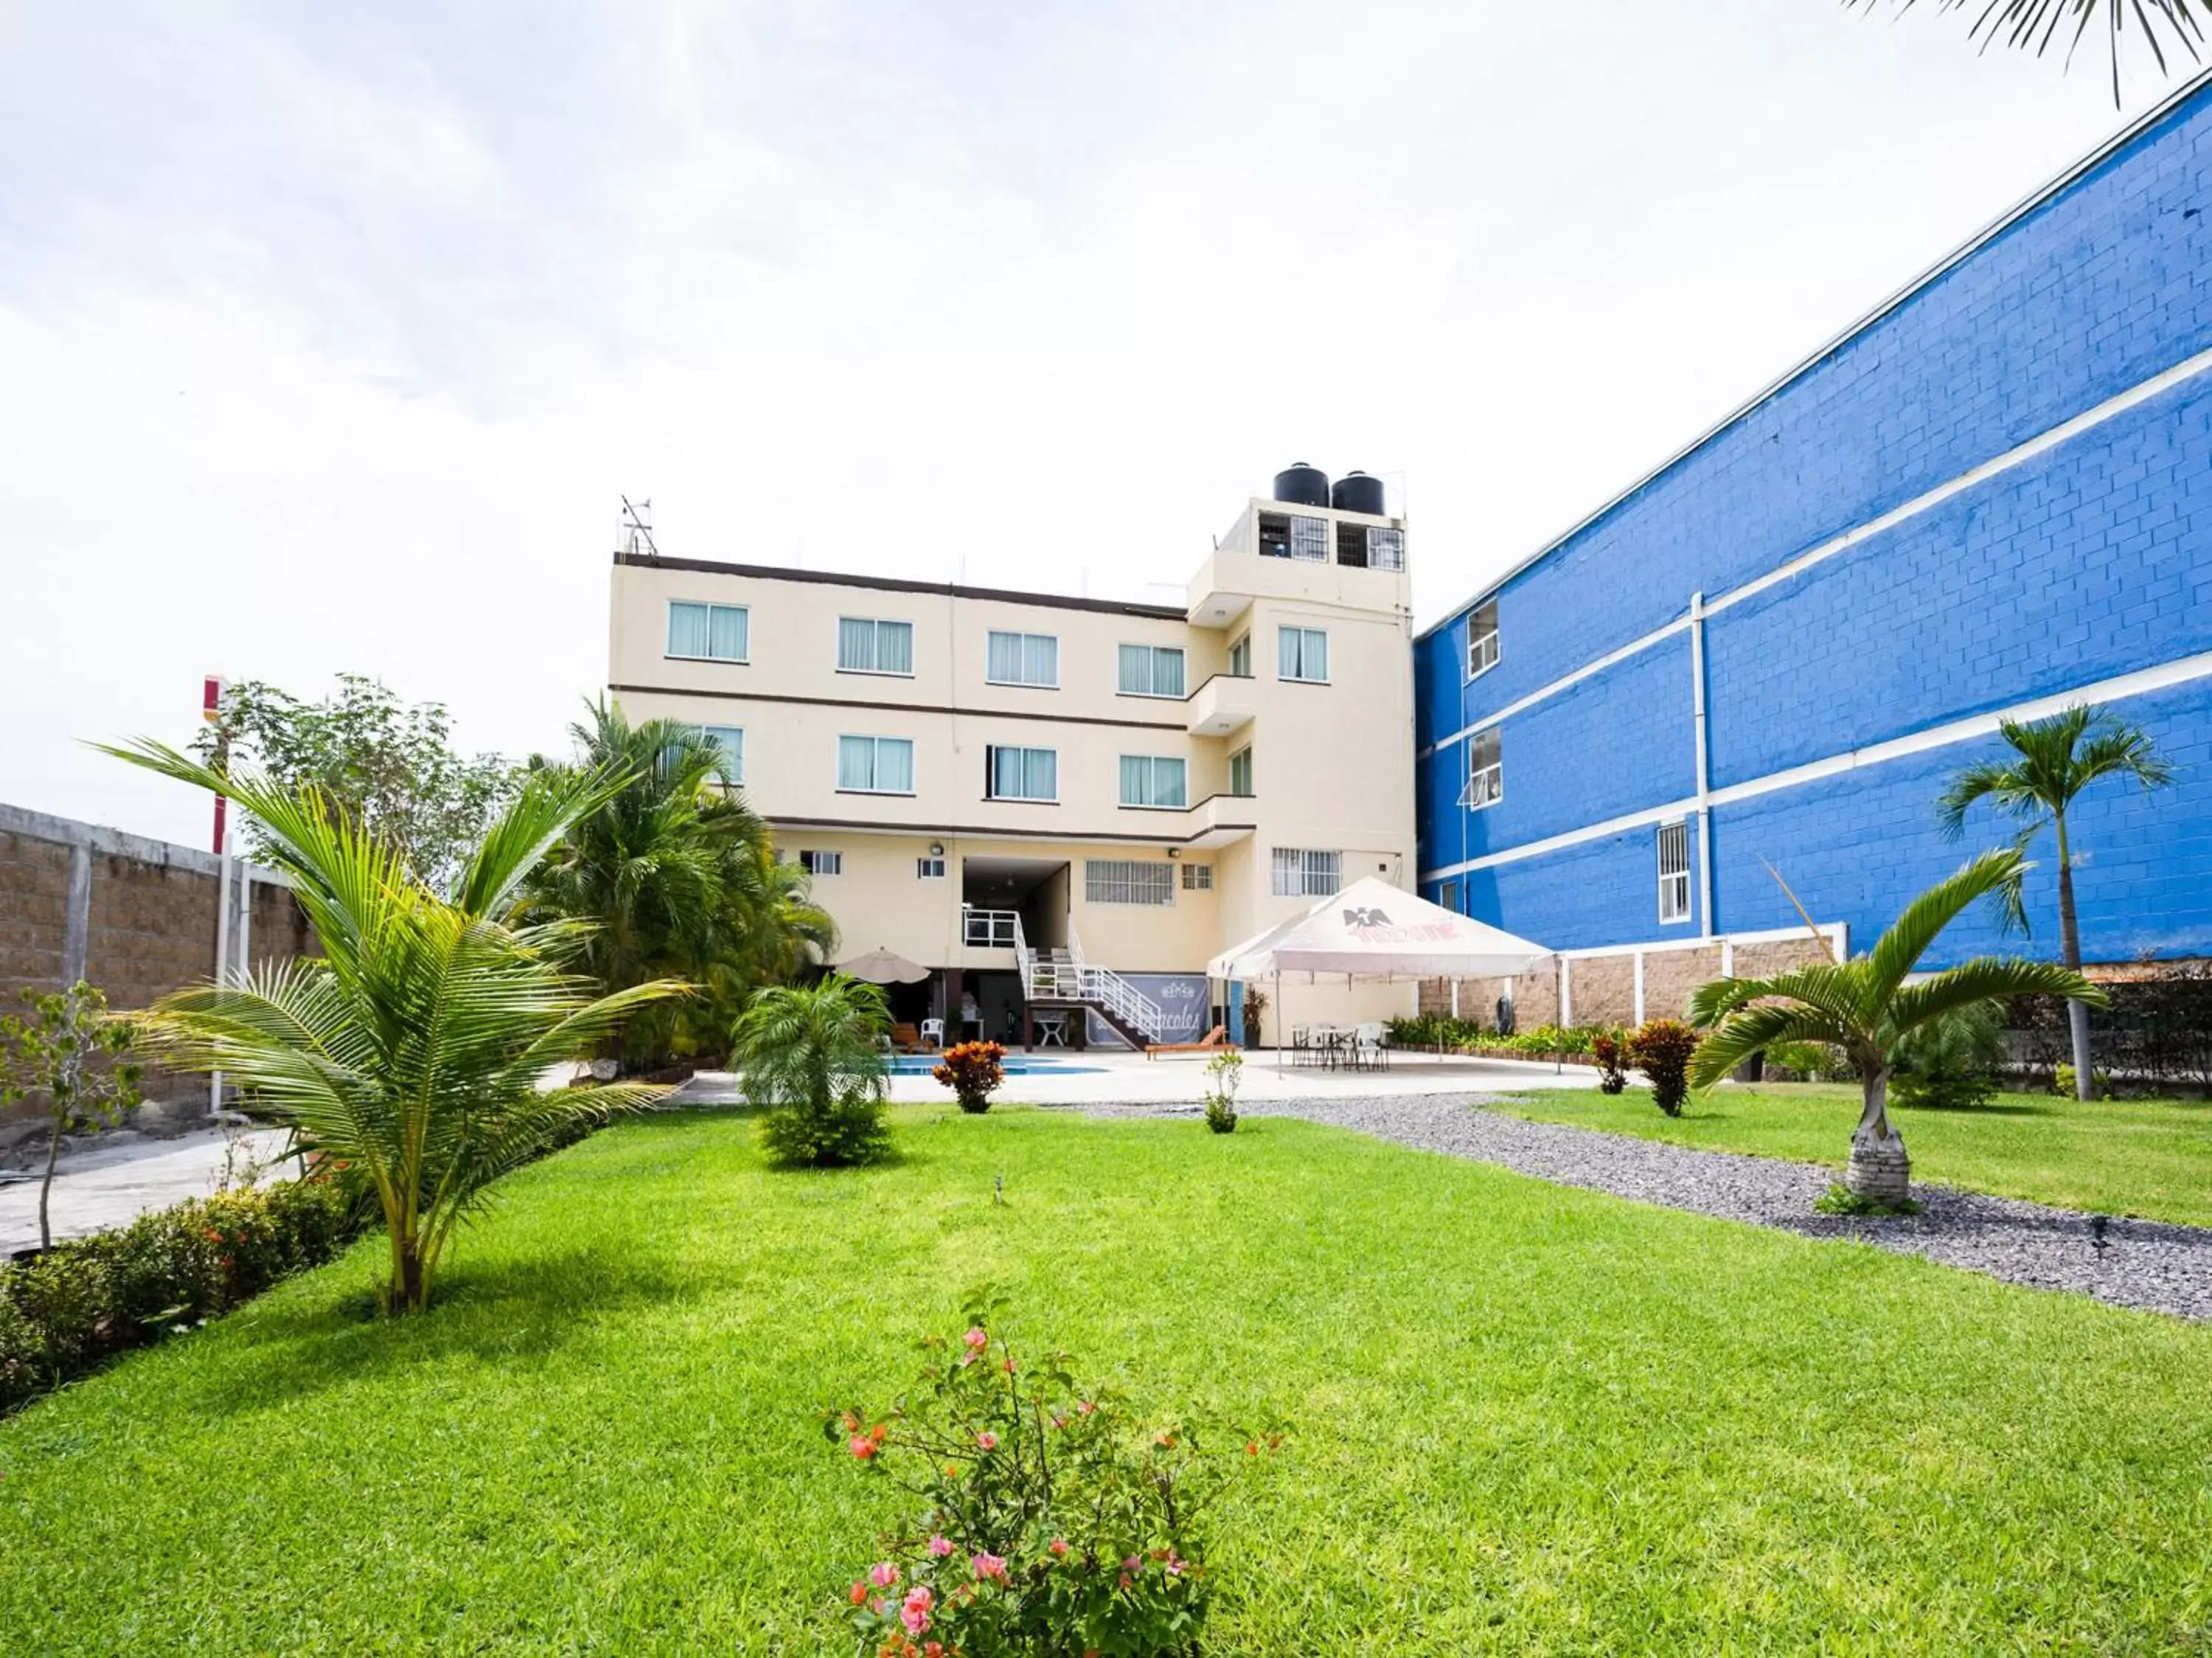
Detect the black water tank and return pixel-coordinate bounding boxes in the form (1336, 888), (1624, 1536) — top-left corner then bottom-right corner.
(1332, 471), (1386, 516)
(1271, 462), (1330, 508)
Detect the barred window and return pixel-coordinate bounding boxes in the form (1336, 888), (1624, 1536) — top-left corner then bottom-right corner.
(1658, 822), (1691, 923)
(1367, 527), (1405, 572)
(1086, 859), (1175, 906)
(1271, 847), (1341, 898)
(1181, 862), (1213, 891)
(1288, 515), (1329, 562)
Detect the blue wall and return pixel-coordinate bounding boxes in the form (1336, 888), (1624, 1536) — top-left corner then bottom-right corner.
(1416, 83), (2212, 970)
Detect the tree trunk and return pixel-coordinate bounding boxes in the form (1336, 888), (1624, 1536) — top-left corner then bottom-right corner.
(38, 1116), (61, 1252)
(1845, 1069), (1910, 1204)
(2054, 812), (2093, 1101)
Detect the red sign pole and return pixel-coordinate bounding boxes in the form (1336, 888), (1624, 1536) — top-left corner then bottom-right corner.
(202, 676), (229, 853)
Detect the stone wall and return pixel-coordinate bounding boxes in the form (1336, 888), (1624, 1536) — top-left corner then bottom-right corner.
(0, 805), (312, 1122)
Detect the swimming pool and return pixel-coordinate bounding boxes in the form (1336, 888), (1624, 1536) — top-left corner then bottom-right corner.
(888, 1055), (1106, 1076)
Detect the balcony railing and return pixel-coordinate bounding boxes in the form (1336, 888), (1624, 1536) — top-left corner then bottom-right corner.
(961, 907), (1020, 948)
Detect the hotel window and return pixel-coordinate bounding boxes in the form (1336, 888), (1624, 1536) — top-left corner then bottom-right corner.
(917, 854), (946, 879)
(1271, 847), (1341, 898)
(1368, 527), (1405, 572)
(1467, 602), (1500, 679)
(837, 617), (914, 676)
(799, 850), (843, 876)
(1181, 862), (1213, 891)
(1658, 822), (1692, 924)
(698, 724), (745, 785)
(1086, 859), (1175, 906)
(1463, 729), (1502, 811)
(987, 746), (1058, 802)
(1228, 633), (1252, 678)
(667, 600), (749, 663)
(1440, 878), (1461, 914)
(1228, 745), (1253, 798)
(1119, 755), (1188, 809)
(1117, 643), (1186, 698)
(836, 735), (916, 795)
(986, 630), (1059, 688)
(1278, 626), (1329, 684)
(1289, 515), (1330, 562)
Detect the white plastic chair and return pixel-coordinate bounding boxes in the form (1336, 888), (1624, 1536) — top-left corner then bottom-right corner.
(919, 1018), (945, 1050)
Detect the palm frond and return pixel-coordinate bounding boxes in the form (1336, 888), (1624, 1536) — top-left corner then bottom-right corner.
(1691, 1003), (1860, 1089)
(1886, 956), (2106, 1037)
(1864, 849), (2029, 1005)
(1846, 0), (2211, 103)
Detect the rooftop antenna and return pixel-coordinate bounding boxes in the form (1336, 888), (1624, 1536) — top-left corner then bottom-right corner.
(618, 496), (659, 561)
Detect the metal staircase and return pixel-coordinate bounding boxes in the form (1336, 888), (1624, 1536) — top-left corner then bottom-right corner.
(966, 909), (1166, 1047)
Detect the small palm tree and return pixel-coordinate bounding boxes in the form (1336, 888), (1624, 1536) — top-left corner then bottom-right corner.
(1688, 849), (2104, 1203)
(1845, 1), (2208, 104)
(734, 977), (894, 1168)
(1938, 704), (2172, 1099)
(103, 738), (687, 1313)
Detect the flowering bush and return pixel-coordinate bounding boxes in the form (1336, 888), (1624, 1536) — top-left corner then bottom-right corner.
(1628, 1019), (1702, 1117)
(933, 1042), (1007, 1115)
(1589, 1030), (1630, 1095)
(827, 1302), (1280, 1657)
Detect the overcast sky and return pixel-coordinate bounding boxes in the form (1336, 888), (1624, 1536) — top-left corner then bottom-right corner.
(0, 1), (2181, 848)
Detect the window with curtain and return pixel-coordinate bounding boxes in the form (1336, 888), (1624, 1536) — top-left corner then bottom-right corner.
(1116, 643), (1186, 698)
(1228, 634), (1252, 677)
(667, 600), (749, 662)
(698, 724), (745, 784)
(987, 746), (1058, 801)
(1085, 860), (1175, 906)
(837, 735), (915, 794)
(1118, 755), (1187, 808)
(986, 631), (1058, 687)
(837, 617), (914, 675)
(1270, 847), (1341, 897)
(1277, 626), (1329, 682)
(1228, 746), (1253, 798)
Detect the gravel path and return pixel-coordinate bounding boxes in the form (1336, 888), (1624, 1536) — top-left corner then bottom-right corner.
(1065, 1092), (2212, 1322)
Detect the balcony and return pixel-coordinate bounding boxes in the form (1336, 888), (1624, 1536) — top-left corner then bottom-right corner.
(1177, 792), (1257, 850)
(1185, 672), (1257, 737)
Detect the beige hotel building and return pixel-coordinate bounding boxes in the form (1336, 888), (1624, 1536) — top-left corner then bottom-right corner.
(604, 467), (1416, 1049)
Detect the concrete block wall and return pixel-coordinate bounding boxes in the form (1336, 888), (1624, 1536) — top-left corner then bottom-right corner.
(1417, 77), (2212, 974)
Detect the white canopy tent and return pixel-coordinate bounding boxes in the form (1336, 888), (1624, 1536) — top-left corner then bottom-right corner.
(1208, 877), (1551, 1068)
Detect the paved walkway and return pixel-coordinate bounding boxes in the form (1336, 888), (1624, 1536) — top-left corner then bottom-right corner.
(1061, 1092), (2212, 1322)
(0, 1127), (296, 1254)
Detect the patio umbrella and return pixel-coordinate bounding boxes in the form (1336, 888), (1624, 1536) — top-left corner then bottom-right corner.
(834, 946), (931, 984)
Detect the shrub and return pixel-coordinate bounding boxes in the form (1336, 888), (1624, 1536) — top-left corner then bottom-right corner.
(1890, 1005), (2006, 1111)
(1590, 1030), (1630, 1095)
(933, 1042), (1007, 1116)
(738, 978), (895, 1166)
(2051, 1064), (2114, 1101)
(827, 1303), (1279, 1657)
(1241, 988), (1267, 1050)
(0, 1176), (361, 1417)
(1388, 1013), (1488, 1051)
(1814, 1182), (1924, 1218)
(1764, 1040), (1848, 1083)
(1628, 1019), (1702, 1117)
(1201, 1050), (1242, 1134)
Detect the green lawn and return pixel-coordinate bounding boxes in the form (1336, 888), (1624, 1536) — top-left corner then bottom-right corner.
(4, 1106), (2211, 1654)
(1492, 1081), (2212, 1225)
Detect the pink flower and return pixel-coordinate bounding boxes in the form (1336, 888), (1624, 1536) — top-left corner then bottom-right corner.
(975, 1431), (998, 1451)
(1077, 1399), (1096, 1415)
(1166, 1552), (1187, 1578)
(963, 1327), (988, 1351)
(972, 1551), (1009, 1583)
(927, 1535), (954, 1558)
(900, 1586), (934, 1635)
(1050, 1415), (1068, 1430)
(1122, 1555), (1141, 1571)
(1048, 1538), (1069, 1558)
(849, 1435), (877, 1460)
(869, 1561), (900, 1589)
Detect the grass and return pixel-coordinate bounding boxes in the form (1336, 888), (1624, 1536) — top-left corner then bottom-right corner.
(3, 1105), (2211, 1653)
(1493, 1081), (2212, 1226)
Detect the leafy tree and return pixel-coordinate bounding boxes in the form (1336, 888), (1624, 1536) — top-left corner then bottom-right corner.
(0, 982), (142, 1250)
(1846, 0), (2208, 103)
(103, 738), (686, 1313)
(1937, 703), (2173, 1099)
(518, 701), (835, 1069)
(192, 673), (516, 889)
(1688, 850), (2104, 1204)
(735, 977), (894, 1168)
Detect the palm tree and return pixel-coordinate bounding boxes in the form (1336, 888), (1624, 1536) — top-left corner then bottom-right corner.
(102, 738), (687, 1313)
(1688, 849), (2104, 1204)
(734, 977), (894, 1168)
(1844, 1), (2208, 104)
(519, 701), (836, 1067)
(1937, 704), (2172, 1099)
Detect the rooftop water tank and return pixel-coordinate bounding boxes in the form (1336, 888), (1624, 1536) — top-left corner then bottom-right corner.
(1331, 471), (1386, 516)
(1270, 462), (1330, 509)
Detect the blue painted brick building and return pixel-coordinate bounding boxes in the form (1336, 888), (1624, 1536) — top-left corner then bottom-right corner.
(1415, 76), (2212, 998)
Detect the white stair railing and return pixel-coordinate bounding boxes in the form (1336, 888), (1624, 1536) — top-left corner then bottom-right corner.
(1065, 926), (1166, 1043)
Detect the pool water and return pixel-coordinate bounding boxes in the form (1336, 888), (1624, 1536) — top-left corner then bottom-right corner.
(888, 1055), (1105, 1076)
